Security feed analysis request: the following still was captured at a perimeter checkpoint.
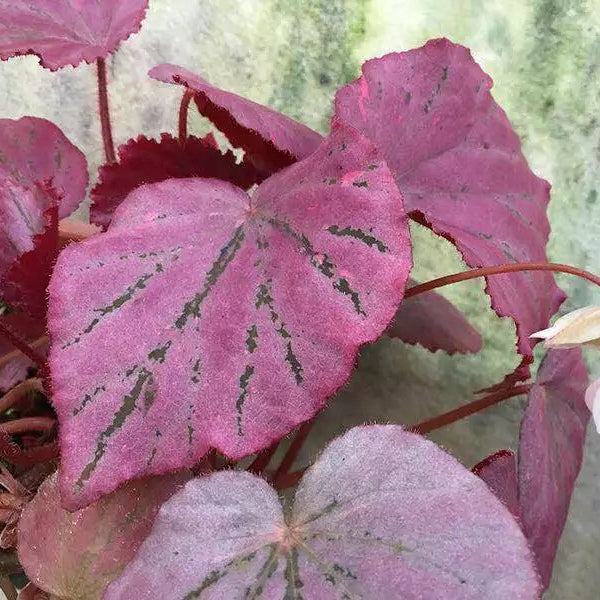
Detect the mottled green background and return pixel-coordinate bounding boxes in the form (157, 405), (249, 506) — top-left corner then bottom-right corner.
(1, 0), (599, 596)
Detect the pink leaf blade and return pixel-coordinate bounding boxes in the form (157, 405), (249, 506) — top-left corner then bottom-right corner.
(472, 449), (519, 518)
(0, 1), (148, 70)
(518, 348), (589, 590)
(48, 122), (412, 509)
(387, 279), (482, 354)
(90, 133), (261, 229)
(334, 38), (565, 386)
(149, 63), (323, 178)
(17, 470), (189, 600)
(108, 426), (540, 599)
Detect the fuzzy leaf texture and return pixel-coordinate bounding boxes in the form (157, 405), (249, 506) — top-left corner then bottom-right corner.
(48, 122), (412, 509)
(17, 470), (190, 600)
(518, 348), (589, 590)
(0, 117), (87, 316)
(0, 0), (148, 70)
(90, 133), (260, 229)
(107, 425), (540, 599)
(387, 279), (482, 354)
(334, 38), (565, 386)
(472, 450), (519, 518)
(149, 64), (323, 179)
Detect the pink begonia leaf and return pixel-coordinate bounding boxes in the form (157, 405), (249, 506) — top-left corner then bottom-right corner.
(17, 470), (189, 600)
(0, 312), (47, 394)
(387, 279), (482, 354)
(0, 0), (148, 71)
(334, 38), (565, 388)
(107, 425), (540, 599)
(90, 133), (261, 229)
(149, 64), (323, 179)
(473, 449), (519, 518)
(518, 348), (589, 590)
(0, 117), (88, 218)
(48, 122), (412, 509)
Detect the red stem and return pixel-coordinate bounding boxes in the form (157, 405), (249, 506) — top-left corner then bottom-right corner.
(405, 262), (600, 299)
(178, 88), (194, 146)
(97, 57), (116, 164)
(410, 384), (531, 435)
(0, 379), (43, 415)
(0, 417), (55, 435)
(273, 420), (314, 488)
(247, 441), (280, 476)
(0, 321), (45, 366)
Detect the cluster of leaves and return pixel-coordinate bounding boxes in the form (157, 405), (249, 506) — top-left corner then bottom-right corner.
(0, 1), (593, 598)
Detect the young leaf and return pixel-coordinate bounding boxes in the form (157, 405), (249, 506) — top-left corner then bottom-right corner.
(0, 117), (88, 218)
(334, 38), (565, 386)
(518, 348), (589, 590)
(473, 449), (519, 518)
(106, 426), (540, 599)
(149, 64), (323, 178)
(387, 279), (482, 354)
(48, 122), (412, 509)
(90, 133), (261, 229)
(0, 0), (148, 70)
(17, 470), (190, 600)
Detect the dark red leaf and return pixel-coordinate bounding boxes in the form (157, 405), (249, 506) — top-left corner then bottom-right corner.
(0, 0), (148, 70)
(90, 133), (261, 229)
(387, 279), (482, 354)
(334, 38), (565, 387)
(473, 449), (519, 518)
(518, 348), (589, 589)
(149, 64), (323, 179)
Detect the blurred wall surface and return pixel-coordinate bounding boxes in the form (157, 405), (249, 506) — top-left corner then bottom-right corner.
(1, 1), (599, 597)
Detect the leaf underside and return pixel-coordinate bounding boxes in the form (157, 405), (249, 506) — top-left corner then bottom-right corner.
(48, 122), (412, 509)
(107, 426), (540, 599)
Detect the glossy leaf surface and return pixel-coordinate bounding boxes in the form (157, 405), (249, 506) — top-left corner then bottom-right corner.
(48, 123), (411, 508)
(107, 426), (539, 599)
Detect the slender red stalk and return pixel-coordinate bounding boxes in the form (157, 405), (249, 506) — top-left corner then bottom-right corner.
(405, 262), (600, 299)
(0, 321), (45, 366)
(410, 384), (531, 435)
(0, 576), (16, 600)
(0, 379), (43, 415)
(0, 417), (55, 435)
(276, 468), (304, 490)
(0, 338), (47, 369)
(178, 88), (194, 146)
(247, 441), (280, 476)
(97, 57), (116, 164)
(273, 420), (314, 488)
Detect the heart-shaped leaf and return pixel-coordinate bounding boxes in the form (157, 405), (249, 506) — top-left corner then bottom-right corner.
(17, 470), (189, 600)
(107, 425), (540, 599)
(518, 348), (589, 589)
(48, 122), (412, 509)
(149, 64), (323, 179)
(90, 133), (261, 229)
(387, 279), (482, 354)
(0, 0), (148, 70)
(334, 38), (565, 386)
(473, 449), (518, 518)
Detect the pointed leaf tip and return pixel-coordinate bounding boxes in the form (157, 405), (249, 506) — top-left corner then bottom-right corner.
(49, 122), (412, 509)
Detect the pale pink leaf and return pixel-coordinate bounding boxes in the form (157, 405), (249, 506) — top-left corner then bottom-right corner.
(107, 426), (540, 599)
(387, 279), (482, 354)
(473, 449), (519, 518)
(0, 1), (148, 70)
(48, 122), (412, 509)
(518, 348), (589, 590)
(334, 38), (565, 386)
(17, 470), (189, 599)
(149, 63), (323, 178)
